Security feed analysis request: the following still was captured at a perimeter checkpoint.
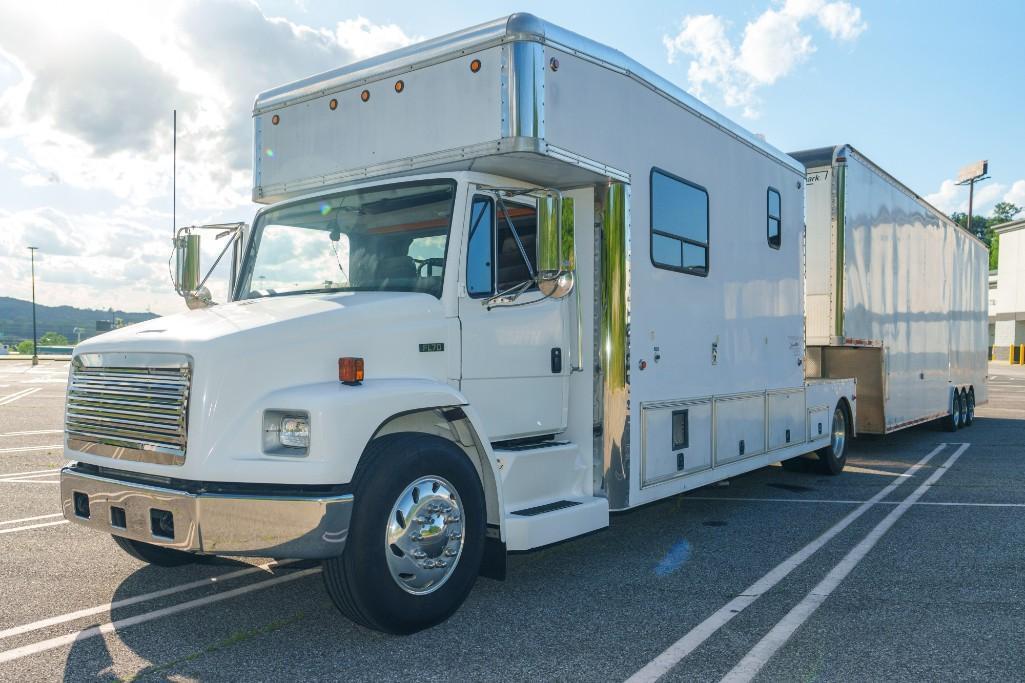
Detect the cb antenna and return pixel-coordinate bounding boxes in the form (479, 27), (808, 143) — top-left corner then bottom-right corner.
(172, 109), (176, 238)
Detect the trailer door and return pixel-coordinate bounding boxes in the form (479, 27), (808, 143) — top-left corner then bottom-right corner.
(457, 188), (571, 441)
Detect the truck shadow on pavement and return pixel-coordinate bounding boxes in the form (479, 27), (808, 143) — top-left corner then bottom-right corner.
(57, 417), (1016, 681)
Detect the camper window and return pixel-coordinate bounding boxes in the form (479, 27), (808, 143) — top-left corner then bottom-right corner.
(650, 169), (709, 276)
(767, 188), (781, 249)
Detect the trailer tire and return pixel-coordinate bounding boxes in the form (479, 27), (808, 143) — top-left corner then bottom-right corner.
(322, 433), (485, 634)
(945, 390), (962, 432)
(963, 388), (974, 427)
(111, 535), (196, 567)
(815, 402), (849, 475)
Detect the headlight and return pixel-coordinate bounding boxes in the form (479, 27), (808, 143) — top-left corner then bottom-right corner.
(279, 416), (310, 449)
(263, 410), (310, 455)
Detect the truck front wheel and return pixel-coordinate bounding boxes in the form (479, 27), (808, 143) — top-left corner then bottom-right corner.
(322, 433), (485, 634)
(111, 535), (196, 567)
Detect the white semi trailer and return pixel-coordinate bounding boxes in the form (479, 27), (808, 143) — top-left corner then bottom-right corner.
(64, 14), (896, 634)
(793, 145), (988, 434)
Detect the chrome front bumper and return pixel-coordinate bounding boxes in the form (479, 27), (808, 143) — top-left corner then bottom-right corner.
(60, 468), (353, 559)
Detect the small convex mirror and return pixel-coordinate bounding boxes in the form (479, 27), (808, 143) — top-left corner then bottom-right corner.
(536, 193), (575, 298)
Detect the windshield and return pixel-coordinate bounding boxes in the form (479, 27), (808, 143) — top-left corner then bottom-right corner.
(237, 179), (457, 299)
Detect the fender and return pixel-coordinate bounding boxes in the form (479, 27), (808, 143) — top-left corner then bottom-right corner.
(231, 377), (507, 528)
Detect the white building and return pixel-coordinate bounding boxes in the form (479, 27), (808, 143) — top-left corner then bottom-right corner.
(993, 218), (1025, 360)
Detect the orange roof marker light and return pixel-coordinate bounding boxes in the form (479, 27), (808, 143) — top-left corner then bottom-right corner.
(339, 357), (364, 386)
(271, 114), (280, 125)
(360, 89), (370, 102)
(329, 98), (338, 110)
(394, 80), (404, 93)
(470, 58), (481, 73)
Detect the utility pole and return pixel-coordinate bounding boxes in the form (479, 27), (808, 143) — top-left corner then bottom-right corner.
(27, 246), (38, 366)
(955, 160), (990, 238)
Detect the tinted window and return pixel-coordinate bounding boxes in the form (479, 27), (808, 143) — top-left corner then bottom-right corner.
(466, 197), (493, 297)
(767, 188), (781, 249)
(650, 170), (709, 275)
(495, 202), (538, 292)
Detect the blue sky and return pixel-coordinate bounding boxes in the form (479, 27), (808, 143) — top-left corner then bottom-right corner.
(0, 0), (1022, 313)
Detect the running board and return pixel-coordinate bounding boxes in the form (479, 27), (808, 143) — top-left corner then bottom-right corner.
(504, 496), (609, 551)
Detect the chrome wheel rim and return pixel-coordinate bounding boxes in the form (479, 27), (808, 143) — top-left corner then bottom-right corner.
(385, 475), (465, 595)
(967, 392), (975, 422)
(831, 407), (846, 458)
(952, 392), (962, 426)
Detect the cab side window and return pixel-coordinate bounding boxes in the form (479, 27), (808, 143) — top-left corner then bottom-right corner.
(466, 197), (494, 297)
(466, 196), (538, 296)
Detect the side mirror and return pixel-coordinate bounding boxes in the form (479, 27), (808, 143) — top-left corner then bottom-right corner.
(171, 223), (245, 310)
(536, 192), (575, 298)
(175, 234), (202, 295)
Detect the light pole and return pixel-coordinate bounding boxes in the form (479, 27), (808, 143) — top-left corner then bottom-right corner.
(27, 246), (38, 366)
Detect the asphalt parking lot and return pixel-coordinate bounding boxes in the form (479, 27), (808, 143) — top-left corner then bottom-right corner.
(1, 359), (1023, 682)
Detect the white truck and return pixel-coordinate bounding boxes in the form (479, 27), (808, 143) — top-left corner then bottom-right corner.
(793, 145), (988, 433)
(61, 14), (980, 634)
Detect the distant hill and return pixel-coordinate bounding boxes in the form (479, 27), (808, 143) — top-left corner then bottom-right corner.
(0, 297), (159, 345)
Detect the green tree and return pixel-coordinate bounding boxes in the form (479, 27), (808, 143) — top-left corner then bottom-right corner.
(992, 201), (1022, 224)
(16, 340), (33, 355)
(39, 331), (68, 345)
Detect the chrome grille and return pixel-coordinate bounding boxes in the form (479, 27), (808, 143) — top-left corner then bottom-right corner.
(66, 354), (191, 466)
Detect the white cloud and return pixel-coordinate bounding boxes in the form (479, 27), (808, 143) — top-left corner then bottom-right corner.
(1004, 180), (1025, 209)
(926, 177), (1025, 217)
(664, 0), (868, 118)
(0, 0), (419, 314)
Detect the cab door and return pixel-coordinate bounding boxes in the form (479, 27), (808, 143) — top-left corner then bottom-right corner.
(457, 188), (571, 442)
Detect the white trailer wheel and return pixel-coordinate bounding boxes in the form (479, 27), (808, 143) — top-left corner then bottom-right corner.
(964, 388), (975, 427)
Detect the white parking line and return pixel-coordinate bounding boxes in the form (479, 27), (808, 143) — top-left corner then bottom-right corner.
(0, 387), (41, 405)
(0, 444), (63, 454)
(0, 429), (63, 438)
(0, 520), (68, 534)
(625, 443), (948, 683)
(0, 513), (63, 526)
(0, 559), (299, 641)
(0, 566), (321, 664)
(0, 475), (59, 481)
(686, 496), (1025, 508)
(720, 443), (970, 683)
(0, 468), (60, 480)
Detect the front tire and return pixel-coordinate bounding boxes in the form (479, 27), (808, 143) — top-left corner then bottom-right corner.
(111, 535), (196, 567)
(322, 433), (485, 634)
(816, 403), (849, 475)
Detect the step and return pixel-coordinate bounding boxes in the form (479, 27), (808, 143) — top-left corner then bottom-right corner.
(504, 496), (609, 551)
(492, 441), (590, 512)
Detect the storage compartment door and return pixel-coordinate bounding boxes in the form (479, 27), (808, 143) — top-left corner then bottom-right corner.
(640, 400), (712, 487)
(768, 389), (806, 450)
(715, 394), (766, 465)
(808, 405), (831, 444)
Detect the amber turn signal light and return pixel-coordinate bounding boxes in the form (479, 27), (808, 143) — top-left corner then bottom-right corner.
(339, 357), (364, 385)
